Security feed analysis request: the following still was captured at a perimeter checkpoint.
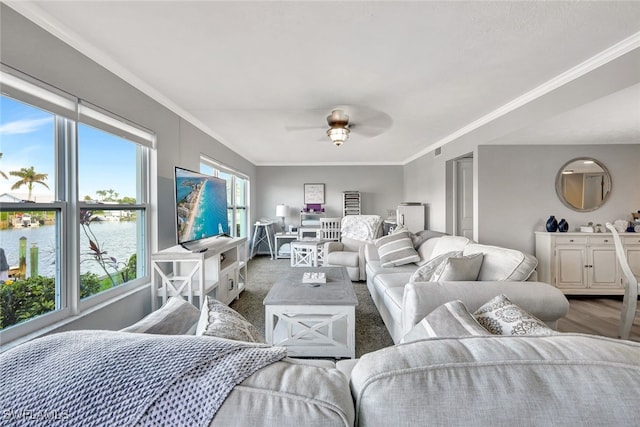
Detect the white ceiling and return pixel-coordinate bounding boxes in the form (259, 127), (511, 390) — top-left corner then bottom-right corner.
(8, 1), (640, 165)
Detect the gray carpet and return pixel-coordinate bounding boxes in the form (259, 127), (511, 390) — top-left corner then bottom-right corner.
(230, 256), (394, 358)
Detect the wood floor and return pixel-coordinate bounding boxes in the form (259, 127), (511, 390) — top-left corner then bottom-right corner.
(557, 296), (640, 342)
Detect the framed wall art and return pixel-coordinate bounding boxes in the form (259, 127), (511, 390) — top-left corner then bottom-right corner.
(304, 183), (325, 204)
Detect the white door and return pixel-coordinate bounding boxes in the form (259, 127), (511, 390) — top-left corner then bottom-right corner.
(455, 158), (474, 239)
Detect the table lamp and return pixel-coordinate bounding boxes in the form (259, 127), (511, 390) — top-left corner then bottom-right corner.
(275, 204), (289, 232)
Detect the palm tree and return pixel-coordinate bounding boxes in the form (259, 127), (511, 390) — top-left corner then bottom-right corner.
(0, 153), (7, 179)
(9, 166), (49, 201)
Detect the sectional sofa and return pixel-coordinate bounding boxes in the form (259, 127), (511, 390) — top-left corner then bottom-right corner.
(364, 232), (570, 342)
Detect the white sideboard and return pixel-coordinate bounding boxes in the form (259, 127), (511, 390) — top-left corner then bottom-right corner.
(535, 232), (640, 295)
(151, 237), (247, 309)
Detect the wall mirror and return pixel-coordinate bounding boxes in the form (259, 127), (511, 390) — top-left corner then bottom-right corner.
(555, 157), (612, 211)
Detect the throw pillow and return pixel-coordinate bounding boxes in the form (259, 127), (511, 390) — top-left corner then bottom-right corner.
(196, 296), (263, 343)
(375, 231), (421, 267)
(120, 297), (200, 335)
(473, 294), (556, 336)
(431, 252), (484, 281)
(400, 300), (492, 343)
(409, 250), (462, 282)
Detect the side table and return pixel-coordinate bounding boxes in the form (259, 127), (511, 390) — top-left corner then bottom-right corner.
(290, 239), (327, 267)
(274, 232), (298, 259)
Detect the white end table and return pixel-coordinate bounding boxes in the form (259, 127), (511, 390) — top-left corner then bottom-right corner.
(290, 239), (327, 267)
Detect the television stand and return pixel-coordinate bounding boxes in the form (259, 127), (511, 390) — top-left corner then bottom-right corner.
(151, 237), (247, 309)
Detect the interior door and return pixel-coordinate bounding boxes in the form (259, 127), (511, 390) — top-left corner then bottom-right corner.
(455, 157), (474, 239)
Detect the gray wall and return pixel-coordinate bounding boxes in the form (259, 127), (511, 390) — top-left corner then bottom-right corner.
(477, 144), (640, 254)
(1, 5), (256, 330)
(255, 165), (404, 229)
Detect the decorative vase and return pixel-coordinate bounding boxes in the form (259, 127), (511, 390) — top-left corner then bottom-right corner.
(558, 218), (569, 232)
(546, 216), (558, 232)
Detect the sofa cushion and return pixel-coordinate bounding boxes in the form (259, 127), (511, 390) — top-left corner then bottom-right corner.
(409, 250), (461, 282)
(400, 300), (491, 343)
(473, 294), (555, 336)
(432, 252), (484, 281)
(463, 243), (537, 281)
(430, 235), (471, 258)
(120, 296), (200, 335)
(196, 296), (263, 343)
(375, 231), (420, 267)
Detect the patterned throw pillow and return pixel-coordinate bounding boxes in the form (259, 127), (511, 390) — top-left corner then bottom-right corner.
(409, 251), (462, 282)
(196, 296), (263, 343)
(431, 252), (484, 281)
(120, 297), (200, 335)
(401, 300), (492, 343)
(375, 231), (421, 267)
(473, 294), (556, 336)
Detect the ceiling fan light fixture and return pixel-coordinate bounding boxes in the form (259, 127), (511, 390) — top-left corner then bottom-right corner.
(327, 127), (350, 146)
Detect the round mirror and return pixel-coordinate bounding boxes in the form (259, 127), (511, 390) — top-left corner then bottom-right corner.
(555, 157), (611, 212)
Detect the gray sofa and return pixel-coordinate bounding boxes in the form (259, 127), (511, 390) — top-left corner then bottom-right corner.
(364, 234), (570, 343)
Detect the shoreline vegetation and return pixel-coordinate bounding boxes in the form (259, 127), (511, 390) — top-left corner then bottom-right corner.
(180, 180), (205, 241)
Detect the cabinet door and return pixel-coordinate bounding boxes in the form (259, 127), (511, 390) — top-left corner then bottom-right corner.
(555, 246), (587, 289)
(626, 246), (640, 278)
(588, 247), (620, 289)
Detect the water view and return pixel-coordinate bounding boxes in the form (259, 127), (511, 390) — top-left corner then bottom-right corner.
(0, 221), (139, 278)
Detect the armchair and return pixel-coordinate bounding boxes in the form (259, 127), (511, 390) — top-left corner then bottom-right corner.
(324, 215), (383, 281)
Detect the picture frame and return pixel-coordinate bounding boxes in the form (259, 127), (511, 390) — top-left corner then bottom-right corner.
(304, 183), (325, 204)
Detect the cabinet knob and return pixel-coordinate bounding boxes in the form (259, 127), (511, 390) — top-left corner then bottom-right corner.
(604, 239), (609, 243)
(569, 239), (574, 242)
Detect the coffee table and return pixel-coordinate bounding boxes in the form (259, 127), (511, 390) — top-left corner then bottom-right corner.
(263, 266), (357, 358)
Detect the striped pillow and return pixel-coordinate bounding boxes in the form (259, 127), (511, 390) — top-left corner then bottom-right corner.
(375, 231), (420, 267)
(401, 300), (491, 343)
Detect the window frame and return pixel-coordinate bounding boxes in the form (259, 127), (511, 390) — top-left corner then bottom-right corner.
(0, 67), (155, 345)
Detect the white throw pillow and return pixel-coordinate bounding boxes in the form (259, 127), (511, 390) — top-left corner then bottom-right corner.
(120, 297), (200, 335)
(375, 231), (421, 267)
(473, 294), (555, 336)
(196, 296), (263, 343)
(401, 300), (492, 343)
(409, 251), (462, 282)
(431, 252), (484, 282)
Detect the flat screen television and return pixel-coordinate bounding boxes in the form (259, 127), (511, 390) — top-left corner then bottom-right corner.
(174, 166), (229, 250)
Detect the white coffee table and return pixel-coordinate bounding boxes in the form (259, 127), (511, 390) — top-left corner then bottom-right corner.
(263, 266), (357, 358)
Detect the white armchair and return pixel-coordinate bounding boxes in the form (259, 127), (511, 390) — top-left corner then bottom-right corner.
(324, 215), (383, 281)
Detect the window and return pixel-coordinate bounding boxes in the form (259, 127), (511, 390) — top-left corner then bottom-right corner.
(200, 157), (249, 238)
(0, 68), (154, 342)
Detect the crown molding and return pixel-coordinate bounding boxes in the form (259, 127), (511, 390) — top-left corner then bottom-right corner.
(403, 30), (640, 165)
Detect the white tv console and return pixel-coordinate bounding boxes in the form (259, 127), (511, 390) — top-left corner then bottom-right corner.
(151, 236), (247, 309)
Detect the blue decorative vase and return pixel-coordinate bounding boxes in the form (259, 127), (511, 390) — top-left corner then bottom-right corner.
(558, 218), (569, 232)
(546, 216), (558, 232)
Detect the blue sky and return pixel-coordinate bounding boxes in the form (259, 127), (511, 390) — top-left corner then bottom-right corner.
(0, 96), (137, 200)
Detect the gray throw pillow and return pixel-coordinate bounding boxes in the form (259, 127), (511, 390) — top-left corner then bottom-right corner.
(401, 300), (492, 343)
(409, 251), (462, 282)
(375, 231), (421, 267)
(473, 294), (556, 336)
(120, 297), (200, 335)
(432, 252), (484, 281)
(196, 296), (263, 343)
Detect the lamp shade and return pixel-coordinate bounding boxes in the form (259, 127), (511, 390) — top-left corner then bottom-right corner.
(275, 204), (289, 217)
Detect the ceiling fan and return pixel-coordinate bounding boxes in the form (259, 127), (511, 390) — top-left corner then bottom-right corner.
(284, 106), (393, 146)
(326, 109), (350, 146)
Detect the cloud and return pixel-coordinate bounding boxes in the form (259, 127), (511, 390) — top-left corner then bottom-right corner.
(0, 117), (53, 135)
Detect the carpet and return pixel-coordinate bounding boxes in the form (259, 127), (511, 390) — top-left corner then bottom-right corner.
(230, 256), (394, 358)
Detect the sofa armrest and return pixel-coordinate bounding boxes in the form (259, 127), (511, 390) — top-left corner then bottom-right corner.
(402, 281), (569, 336)
(324, 241), (345, 254)
(364, 243), (380, 262)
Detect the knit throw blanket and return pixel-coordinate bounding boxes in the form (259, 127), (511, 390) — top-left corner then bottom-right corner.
(341, 215), (382, 241)
(0, 331), (287, 426)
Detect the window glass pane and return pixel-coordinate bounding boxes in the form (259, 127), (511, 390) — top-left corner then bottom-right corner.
(0, 96), (56, 202)
(0, 209), (60, 329)
(78, 124), (145, 299)
(218, 171), (232, 203)
(78, 124), (139, 203)
(235, 177), (247, 206)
